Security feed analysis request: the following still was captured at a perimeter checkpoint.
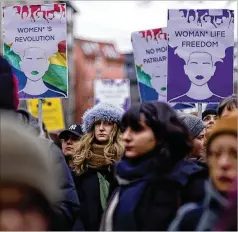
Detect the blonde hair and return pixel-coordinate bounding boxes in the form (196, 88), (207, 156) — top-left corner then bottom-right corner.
(73, 123), (124, 174)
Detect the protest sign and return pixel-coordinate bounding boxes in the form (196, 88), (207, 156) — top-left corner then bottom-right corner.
(27, 98), (65, 132)
(167, 9), (234, 103)
(131, 28), (168, 102)
(3, 4), (68, 99)
(94, 79), (131, 110)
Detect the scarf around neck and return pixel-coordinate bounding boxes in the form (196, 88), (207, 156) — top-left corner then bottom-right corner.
(110, 151), (163, 230)
(87, 143), (112, 169)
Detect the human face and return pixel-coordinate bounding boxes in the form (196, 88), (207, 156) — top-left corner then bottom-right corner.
(20, 48), (49, 81)
(203, 114), (217, 132)
(61, 133), (80, 156)
(0, 186), (48, 231)
(192, 129), (206, 159)
(220, 105), (237, 118)
(208, 134), (237, 194)
(184, 52), (216, 86)
(94, 121), (114, 144)
(122, 117), (157, 158)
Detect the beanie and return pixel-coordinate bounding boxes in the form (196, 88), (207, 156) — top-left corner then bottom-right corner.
(82, 103), (124, 133)
(202, 109), (217, 120)
(0, 115), (61, 205)
(0, 56), (19, 110)
(207, 110), (237, 149)
(177, 112), (205, 139)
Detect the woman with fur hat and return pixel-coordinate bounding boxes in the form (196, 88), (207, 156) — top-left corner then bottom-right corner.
(72, 103), (124, 231)
(169, 111), (237, 231)
(100, 102), (208, 231)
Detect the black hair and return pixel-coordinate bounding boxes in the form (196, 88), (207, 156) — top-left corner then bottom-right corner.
(217, 94), (237, 117)
(121, 102), (193, 170)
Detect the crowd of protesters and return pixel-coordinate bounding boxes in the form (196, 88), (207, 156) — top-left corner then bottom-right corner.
(0, 55), (237, 231)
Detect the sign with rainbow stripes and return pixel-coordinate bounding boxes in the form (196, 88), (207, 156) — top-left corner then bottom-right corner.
(131, 28), (168, 103)
(3, 3), (68, 99)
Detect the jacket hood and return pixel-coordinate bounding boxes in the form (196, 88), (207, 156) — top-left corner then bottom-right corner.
(16, 109), (41, 136)
(167, 159), (206, 186)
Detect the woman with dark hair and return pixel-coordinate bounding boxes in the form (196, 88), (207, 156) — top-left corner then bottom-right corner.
(100, 102), (206, 231)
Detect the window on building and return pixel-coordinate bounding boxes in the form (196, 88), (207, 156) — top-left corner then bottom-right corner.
(103, 45), (119, 60)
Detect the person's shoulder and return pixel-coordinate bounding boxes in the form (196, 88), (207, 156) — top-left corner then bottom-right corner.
(40, 89), (66, 98)
(168, 202), (204, 231)
(212, 94), (226, 101)
(167, 159), (207, 186)
(168, 94), (187, 103)
(48, 89), (66, 97)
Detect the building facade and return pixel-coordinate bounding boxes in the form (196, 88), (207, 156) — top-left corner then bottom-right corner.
(74, 39), (125, 123)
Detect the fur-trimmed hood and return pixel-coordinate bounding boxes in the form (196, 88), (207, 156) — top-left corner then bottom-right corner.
(82, 103), (124, 133)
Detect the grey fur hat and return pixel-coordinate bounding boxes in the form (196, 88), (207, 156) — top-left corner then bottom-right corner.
(82, 103), (124, 133)
(177, 112), (205, 139)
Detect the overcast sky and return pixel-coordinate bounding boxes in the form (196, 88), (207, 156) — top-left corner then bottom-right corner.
(72, 1), (237, 53)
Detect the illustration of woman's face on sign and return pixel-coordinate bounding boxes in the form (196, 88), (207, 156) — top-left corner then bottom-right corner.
(150, 66), (167, 97)
(184, 52), (216, 86)
(19, 47), (50, 81)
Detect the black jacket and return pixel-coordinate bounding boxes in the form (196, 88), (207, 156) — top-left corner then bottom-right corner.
(16, 110), (84, 230)
(168, 181), (232, 231)
(73, 166), (117, 231)
(100, 159), (208, 231)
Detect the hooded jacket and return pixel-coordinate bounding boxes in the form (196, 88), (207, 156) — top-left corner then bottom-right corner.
(14, 109), (84, 230)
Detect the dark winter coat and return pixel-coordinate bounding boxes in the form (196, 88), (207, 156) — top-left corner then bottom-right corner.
(73, 166), (118, 231)
(168, 181), (232, 231)
(100, 159), (207, 231)
(16, 110), (84, 230)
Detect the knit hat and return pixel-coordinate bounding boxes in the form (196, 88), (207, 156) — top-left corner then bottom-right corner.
(0, 115), (61, 205)
(82, 103), (124, 133)
(207, 110), (237, 149)
(202, 109), (217, 120)
(0, 56), (19, 110)
(177, 112), (205, 139)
